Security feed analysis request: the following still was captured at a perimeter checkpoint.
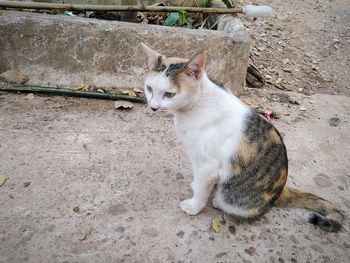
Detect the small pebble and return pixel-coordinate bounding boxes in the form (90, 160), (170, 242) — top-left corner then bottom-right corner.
(289, 235), (299, 244)
(329, 117), (340, 127)
(310, 244), (324, 253)
(23, 182), (31, 187)
(115, 226), (125, 233)
(176, 231), (184, 238)
(142, 227), (158, 237)
(228, 225), (236, 235)
(215, 252), (227, 258)
(175, 173), (184, 180)
(313, 174), (333, 187)
(244, 247), (256, 256)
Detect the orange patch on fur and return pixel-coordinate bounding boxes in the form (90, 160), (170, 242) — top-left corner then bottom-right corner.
(237, 139), (258, 164)
(162, 57), (188, 67)
(275, 168), (287, 189)
(268, 129), (282, 144)
(274, 187), (289, 207)
(261, 192), (273, 202)
(174, 73), (199, 97)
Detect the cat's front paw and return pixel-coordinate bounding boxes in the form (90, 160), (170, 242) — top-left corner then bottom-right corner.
(180, 199), (203, 215)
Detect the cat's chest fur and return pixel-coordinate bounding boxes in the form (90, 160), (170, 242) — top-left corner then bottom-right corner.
(173, 89), (249, 170)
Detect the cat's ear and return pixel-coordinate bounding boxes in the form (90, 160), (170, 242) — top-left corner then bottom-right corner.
(181, 51), (206, 80)
(141, 43), (163, 70)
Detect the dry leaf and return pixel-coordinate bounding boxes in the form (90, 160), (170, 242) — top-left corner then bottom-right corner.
(114, 101), (134, 110)
(121, 89), (137, 97)
(128, 90), (137, 97)
(76, 84), (89, 91)
(121, 90), (129, 94)
(261, 97), (268, 102)
(288, 99), (300, 105)
(211, 219), (220, 233)
(0, 175), (8, 186)
(18, 207), (31, 216)
(243, 100), (252, 106)
(79, 228), (92, 241)
(25, 93), (34, 100)
(133, 87), (144, 93)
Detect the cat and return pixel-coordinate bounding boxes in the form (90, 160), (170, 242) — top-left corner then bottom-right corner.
(141, 43), (344, 232)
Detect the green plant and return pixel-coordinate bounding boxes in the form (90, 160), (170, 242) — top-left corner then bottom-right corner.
(164, 10), (189, 27)
(201, 0), (210, 7)
(221, 0), (234, 8)
(178, 10), (187, 25)
(164, 12), (179, 26)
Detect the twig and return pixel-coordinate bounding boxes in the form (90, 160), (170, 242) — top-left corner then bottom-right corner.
(209, 14), (229, 30)
(1, 85), (147, 103)
(192, 0), (200, 8)
(0, 1), (243, 14)
(199, 16), (209, 29)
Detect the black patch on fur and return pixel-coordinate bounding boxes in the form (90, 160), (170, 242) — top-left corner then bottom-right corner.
(153, 56), (164, 72)
(209, 77), (227, 91)
(309, 213), (321, 225)
(221, 110), (288, 218)
(308, 213), (341, 232)
(166, 63), (186, 78)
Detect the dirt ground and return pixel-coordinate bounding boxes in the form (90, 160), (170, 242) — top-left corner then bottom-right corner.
(0, 0), (350, 262)
(0, 90), (349, 262)
(244, 0), (350, 96)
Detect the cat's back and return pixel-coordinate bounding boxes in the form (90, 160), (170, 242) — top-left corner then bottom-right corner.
(219, 109), (288, 217)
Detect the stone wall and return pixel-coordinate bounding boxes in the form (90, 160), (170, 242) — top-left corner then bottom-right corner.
(0, 11), (250, 94)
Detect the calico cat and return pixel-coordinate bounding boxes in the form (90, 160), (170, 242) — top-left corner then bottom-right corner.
(141, 43), (344, 232)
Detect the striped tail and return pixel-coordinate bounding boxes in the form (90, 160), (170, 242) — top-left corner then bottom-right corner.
(275, 187), (344, 232)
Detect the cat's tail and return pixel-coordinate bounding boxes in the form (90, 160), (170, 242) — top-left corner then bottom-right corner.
(274, 187), (344, 232)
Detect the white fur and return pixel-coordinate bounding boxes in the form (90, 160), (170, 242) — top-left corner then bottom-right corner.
(144, 72), (249, 215)
(213, 188), (258, 217)
(173, 74), (249, 215)
(142, 45), (250, 215)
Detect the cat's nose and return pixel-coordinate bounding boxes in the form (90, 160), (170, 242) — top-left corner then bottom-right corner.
(151, 107), (159, 111)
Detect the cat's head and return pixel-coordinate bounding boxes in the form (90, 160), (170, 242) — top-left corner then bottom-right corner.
(141, 43), (206, 112)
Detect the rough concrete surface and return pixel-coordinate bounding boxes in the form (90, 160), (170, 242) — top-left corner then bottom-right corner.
(0, 11), (250, 95)
(0, 90), (349, 262)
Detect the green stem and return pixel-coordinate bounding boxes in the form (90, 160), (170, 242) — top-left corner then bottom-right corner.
(1, 85), (147, 103)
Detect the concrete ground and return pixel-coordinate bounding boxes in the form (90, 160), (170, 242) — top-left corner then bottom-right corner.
(0, 90), (349, 262)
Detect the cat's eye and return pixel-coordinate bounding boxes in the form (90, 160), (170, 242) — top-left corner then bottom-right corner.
(164, 92), (176, 98)
(147, 85), (152, 92)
